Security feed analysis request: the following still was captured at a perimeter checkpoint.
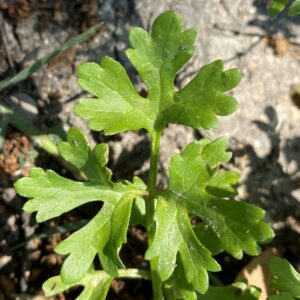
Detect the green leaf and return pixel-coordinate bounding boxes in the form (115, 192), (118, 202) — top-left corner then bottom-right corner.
(95, 195), (134, 276)
(158, 60), (240, 130)
(194, 223), (223, 255)
(197, 281), (261, 300)
(43, 270), (112, 300)
(14, 168), (128, 222)
(288, 0), (300, 15)
(168, 138), (274, 260)
(15, 126), (148, 284)
(54, 204), (109, 283)
(268, 0), (289, 18)
(74, 57), (153, 135)
(205, 169), (240, 198)
(145, 196), (220, 294)
(268, 293), (295, 300)
(130, 196), (146, 227)
(0, 23), (103, 91)
(58, 128), (111, 185)
(269, 256), (300, 298)
(164, 257), (197, 300)
(15, 164), (146, 282)
(146, 137), (273, 294)
(75, 11), (241, 136)
(55, 195), (134, 283)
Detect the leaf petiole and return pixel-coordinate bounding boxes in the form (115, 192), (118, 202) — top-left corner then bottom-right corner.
(117, 268), (152, 280)
(146, 131), (163, 299)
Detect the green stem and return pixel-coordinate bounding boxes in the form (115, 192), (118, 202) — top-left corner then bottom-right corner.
(146, 131), (163, 300)
(117, 268), (152, 280)
(148, 131), (161, 192)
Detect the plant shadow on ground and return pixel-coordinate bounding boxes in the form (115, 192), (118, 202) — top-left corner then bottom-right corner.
(235, 106), (300, 221)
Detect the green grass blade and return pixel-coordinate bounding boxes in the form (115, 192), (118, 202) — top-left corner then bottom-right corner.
(0, 23), (103, 91)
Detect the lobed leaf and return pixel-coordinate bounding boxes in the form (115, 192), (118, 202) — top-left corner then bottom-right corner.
(148, 138), (274, 294)
(194, 222), (224, 255)
(145, 196), (220, 294)
(55, 195), (134, 283)
(75, 11), (241, 136)
(126, 11), (196, 113)
(15, 170), (144, 281)
(164, 257), (198, 300)
(58, 127), (111, 185)
(74, 58), (153, 135)
(168, 138), (274, 259)
(14, 168), (121, 222)
(43, 270), (112, 300)
(268, 257), (300, 299)
(158, 60), (240, 130)
(15, 129), (148, 284)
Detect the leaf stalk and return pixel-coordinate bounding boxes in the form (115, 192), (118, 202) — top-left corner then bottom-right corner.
(146, 131), (163, 299)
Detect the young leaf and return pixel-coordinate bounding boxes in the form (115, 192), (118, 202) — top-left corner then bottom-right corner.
(268, 257), (300, 299)
(157, 60), (240, 130)
(145, 196), (221, 294)
(197, 281), (261, 300)
(43, 270), (112, 300)
(58, 127), (111, 185)
(164, 257), (198, 300)
(74, 57), (153, 135)
(15, 169), (145, 282)
(94, 194), (134, 277)
(55, 195), (134, 283)
(15, 126), (148, 285)
(75, 11), (241, 136)
(148, 138), (273, 294)
(168, 138), (274, 259)
(14, 168), (122, 222)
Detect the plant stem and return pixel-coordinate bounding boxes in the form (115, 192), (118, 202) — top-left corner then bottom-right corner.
(146, 131), (163, 300)
(117, 268), (152, 280)
(148, 131), (161, 193)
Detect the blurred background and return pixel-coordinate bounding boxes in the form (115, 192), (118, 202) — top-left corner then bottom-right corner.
(0, 0), (300, 299)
